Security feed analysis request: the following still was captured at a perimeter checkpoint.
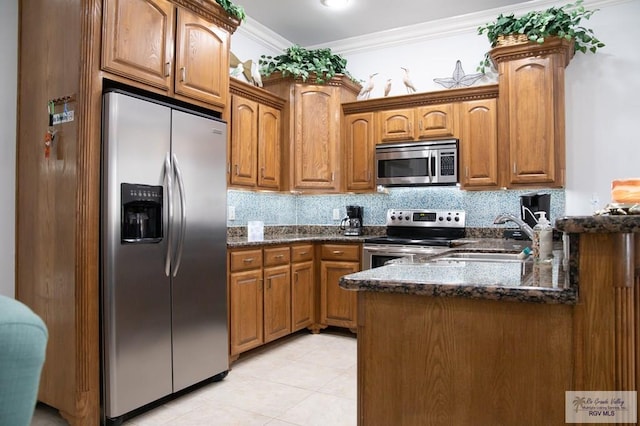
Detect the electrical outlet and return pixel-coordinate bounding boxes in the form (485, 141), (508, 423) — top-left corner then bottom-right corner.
(228, 206), (236, 221)
(332, 208), (341, 220)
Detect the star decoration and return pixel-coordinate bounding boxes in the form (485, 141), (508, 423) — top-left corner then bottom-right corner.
(433, 60), (484, 89)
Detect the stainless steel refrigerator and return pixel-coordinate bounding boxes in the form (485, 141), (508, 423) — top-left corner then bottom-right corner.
(101, 89), (228, 424)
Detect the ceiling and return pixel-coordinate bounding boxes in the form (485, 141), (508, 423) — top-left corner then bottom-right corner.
(237, 0), (534, 47)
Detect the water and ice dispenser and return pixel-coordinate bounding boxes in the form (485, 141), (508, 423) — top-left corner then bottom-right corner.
(121, 183), (163, 243)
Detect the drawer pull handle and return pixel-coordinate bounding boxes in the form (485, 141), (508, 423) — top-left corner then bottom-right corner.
(299, 251), (308, 255)
(243, 258), (254, 263)
(274, 254), (284, 259)
(332, 250), (344, 255)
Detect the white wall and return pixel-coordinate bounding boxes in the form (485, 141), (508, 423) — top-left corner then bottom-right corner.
(0, 0), (18, 298)
(563, 0), (640, 214)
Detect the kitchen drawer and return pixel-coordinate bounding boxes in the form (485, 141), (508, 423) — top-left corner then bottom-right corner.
(291, 244), (313, 263)
(321, 244), (361, 261)
(264, 246), (291, 266)
(230, 249), (263, 272)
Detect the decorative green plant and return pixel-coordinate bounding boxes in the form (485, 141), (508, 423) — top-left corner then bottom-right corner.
(259, 45), (357, 84)
(215, 0), (246, 21)
(477, 0), (604, 72)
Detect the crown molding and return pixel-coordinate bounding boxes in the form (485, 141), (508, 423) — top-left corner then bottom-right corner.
(239, 0), (630, 55)
(236, 16), (291, 53)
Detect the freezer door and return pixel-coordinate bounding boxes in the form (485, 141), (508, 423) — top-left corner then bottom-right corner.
(102, 92), (173, 418)
(170, 109), (228, 391)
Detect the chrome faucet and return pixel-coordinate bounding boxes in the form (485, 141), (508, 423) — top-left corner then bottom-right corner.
(493, 213), (534, 240)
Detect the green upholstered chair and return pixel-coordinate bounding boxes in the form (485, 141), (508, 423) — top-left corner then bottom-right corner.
(0, 294), (48, 426)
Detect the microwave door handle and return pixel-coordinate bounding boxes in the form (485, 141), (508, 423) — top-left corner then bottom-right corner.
(427, 150), (433, 183)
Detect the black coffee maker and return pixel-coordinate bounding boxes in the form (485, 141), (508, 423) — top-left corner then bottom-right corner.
(340, 205), (363, 236)
(520, 192), (551, 228)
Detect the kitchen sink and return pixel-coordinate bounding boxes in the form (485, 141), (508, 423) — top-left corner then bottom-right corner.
(431, 252), (527, 263)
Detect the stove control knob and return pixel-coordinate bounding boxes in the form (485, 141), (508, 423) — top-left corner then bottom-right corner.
(446, 216), (452, 221)
(454, 216), (460, 222)
(438, 216), (444, 221)
(405, 216), (410, 221)
(390, 215), (396, 221)
(398, 216), (403, 220)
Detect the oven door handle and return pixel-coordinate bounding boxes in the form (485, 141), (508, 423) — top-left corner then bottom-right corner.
(363, 245), (420, 255)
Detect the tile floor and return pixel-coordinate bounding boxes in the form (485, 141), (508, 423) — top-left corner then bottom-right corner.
(31, 329), (357, 425)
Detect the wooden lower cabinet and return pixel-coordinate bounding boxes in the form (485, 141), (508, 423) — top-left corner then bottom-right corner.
(291, 244), (315, 331)
(229, 249), (264, 356)
(230, 244), (317, 358)
(229, 269), (263, 355)
(319, 244), (361, 330)
(357, 291), (572, 425)
(263, 264), (291, 343)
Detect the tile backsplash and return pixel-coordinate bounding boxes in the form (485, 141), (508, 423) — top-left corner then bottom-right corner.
(227, 188), (565, 228)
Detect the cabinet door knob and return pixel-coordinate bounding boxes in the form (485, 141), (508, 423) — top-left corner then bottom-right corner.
(513, 162), (517, 174)
(180, 67), (186, 82)
(165, 62), (171, 77)
(294, 272), (299, 283)
(235, 164), (239, 176)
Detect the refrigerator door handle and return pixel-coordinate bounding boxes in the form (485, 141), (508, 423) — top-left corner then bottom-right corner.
(164, 152), (173, 277)
(172, 153), (187, 277)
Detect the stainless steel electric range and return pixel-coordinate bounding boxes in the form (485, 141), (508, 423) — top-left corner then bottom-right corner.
(362, 209), (466, 269)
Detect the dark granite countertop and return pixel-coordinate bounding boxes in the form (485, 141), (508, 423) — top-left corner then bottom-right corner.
(556, 215), (640, 234)
(339, 239), (574, 305)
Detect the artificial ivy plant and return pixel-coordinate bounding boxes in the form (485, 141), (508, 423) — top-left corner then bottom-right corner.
(477, 0), (604, 72)
(215, 0), (245, 21)
(259, 45), (357, 84)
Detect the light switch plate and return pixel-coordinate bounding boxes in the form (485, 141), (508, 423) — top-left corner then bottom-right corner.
(332, 208), (341, 220)
(228, 206), (236, 221)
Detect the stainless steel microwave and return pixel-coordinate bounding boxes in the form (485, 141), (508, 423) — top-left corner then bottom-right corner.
(375, 139), (459, 186)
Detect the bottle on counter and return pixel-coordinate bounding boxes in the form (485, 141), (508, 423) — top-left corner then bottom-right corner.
(532, 211), (553, 263)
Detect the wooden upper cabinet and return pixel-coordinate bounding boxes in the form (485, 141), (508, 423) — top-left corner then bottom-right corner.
(261, 74), (360, 193)
(102, 0), (235, 109)
(230, 95), (258, 187)
(344, 112), (375, 192)
(174, 8), (229, 108)
(102, 0), (175, 90)
(257, 104), (281, 189)
(492, 37), (573, 188)
(229, 80), (285, 191)
(416, 104), (456, 139)
(459, 99), (499, 189)
(292, 85), (342, 191)
(378, 108), (415, 142)
(503, 57), (558, 185)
